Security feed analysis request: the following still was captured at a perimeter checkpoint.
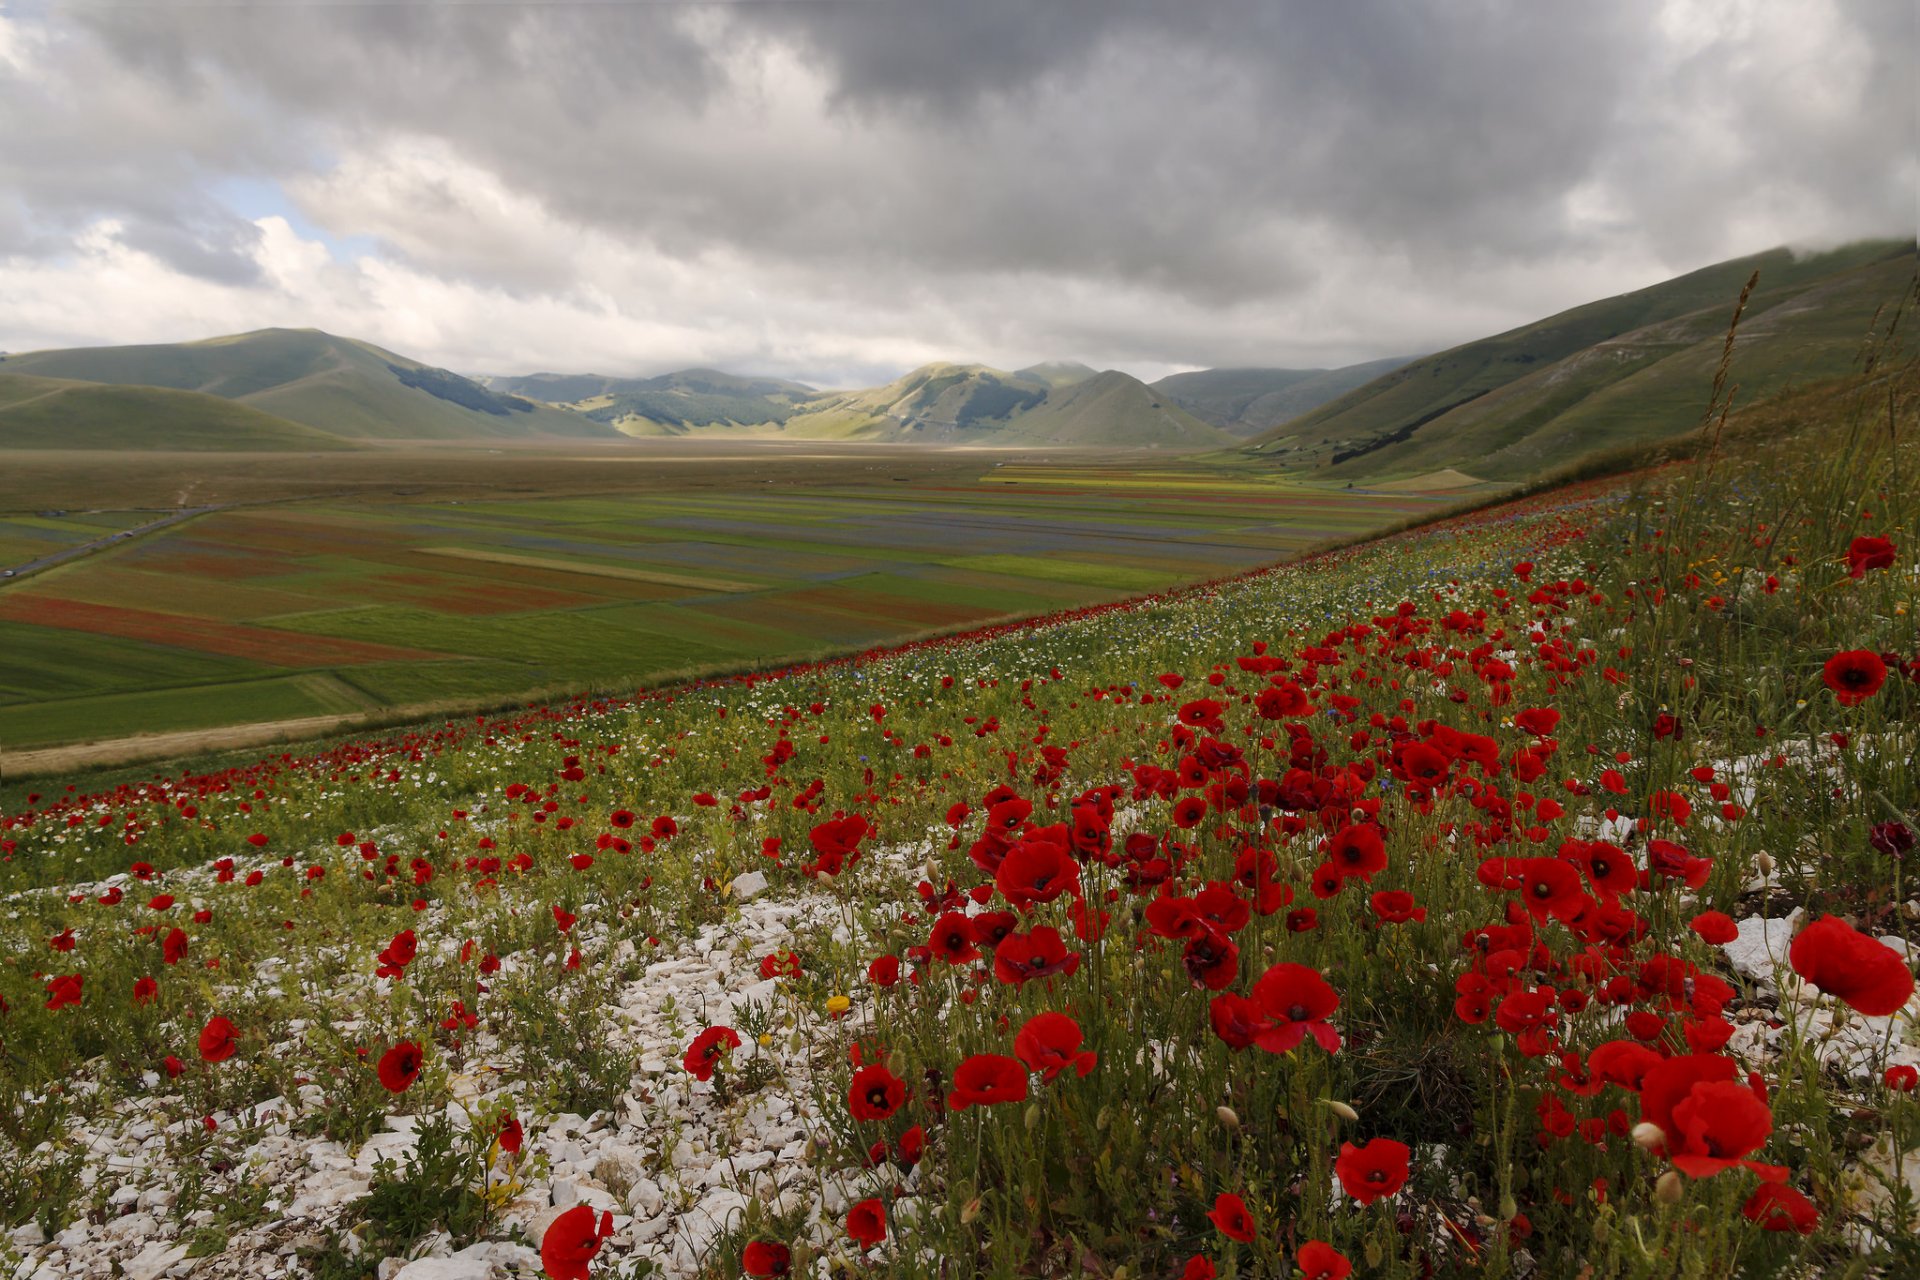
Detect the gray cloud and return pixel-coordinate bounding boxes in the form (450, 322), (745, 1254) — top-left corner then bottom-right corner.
(0, 0), (1912, 380)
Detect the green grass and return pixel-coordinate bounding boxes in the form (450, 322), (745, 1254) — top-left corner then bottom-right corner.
(941, 554), (1180, 591)
(0, 374), (355, 452)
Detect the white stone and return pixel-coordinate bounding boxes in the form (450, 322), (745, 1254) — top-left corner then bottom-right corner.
(1721, 909), (1802, 986)
(729, 871), (769, 901)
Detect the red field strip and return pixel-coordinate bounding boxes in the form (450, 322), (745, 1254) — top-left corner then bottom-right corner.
(0, 595), (452, 666)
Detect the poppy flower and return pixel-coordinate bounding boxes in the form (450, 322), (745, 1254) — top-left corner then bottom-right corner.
(1822, 650), (1888, 705)
(199, 1015), (239, 1063)
(1297, 1241), (1353, 1280)
(1885, 1065), (1918, 1092)
(1013, 1011), (1097, 1081)
(541, 1205), (614, 1280)
(1637, 1054), (1782, 1180)
(1788, 915), (1914, 1015)
(1742, 1182), (1818, 1233)
(1251, 963), (1342, 1054)
(1207, 1192), (1256, 1242)
(742, 1241), (791, 1276)
(1326, 823), (1387, 882)
(809, 814), (870, 860)
(1209, 992), (1268, 1050)
(499, 1113), (524, 1153)
(1515, 857), (1585, 921)
(1369, 890), (1426, 924)
(992, 926), (1080, 985)
(1183, 933), (1241, 991)
(848, 1065), (907, 1121)
(867, 954), (901, 987)
(377, 1041), (424, 1092)
(1334, 1137), (1410, 1205)
(1870, 821), (1915, 858)
(1181, 1258), (1217, 1280)
(1846, 534), (1896, 578)
(162, 927), (190, 966)
(683, 1026), (742, 1080)
(846, 1197), (886, 1249)
(1689, 911), (1739, 944)
(948, 1053), (1029, 1110)
(928, 912), (981, 964)
(132, 976), (158, 1004)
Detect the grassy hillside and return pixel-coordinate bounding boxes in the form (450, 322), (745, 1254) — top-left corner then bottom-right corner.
(0, 373), (359, 451)
(1154, 356), (1414, 436)
(985, 369), (1236, 447)
(1249, 238), (1915, 479)
(0, 329), (618, 442)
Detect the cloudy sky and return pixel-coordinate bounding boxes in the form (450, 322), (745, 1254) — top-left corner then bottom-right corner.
(1, 0), (1913, 387)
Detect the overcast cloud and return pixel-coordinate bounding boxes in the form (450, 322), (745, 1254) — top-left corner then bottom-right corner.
(1, 0), (1913, 386)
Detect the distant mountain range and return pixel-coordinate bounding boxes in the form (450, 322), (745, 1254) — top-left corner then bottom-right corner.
(1253, 237), (1916, 483)
(2, 236), (1910, 465)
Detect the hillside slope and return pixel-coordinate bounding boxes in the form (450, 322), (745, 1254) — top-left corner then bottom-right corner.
(1249, 238), (1915, 480)
(1154, 356), (1414, 436)
(0, 373), (359, 451)
(0, 329), (618, 441)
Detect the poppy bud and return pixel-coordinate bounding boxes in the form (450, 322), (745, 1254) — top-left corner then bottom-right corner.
(1024, 1103), (1041, 1132)
(1321, 1099), (1359, 1122)
(1216, 1106), (1240, 1130)
(1756, 852), (1775, 874)
(1655, 1170), (1684, 1204)
(1498, 1194), (1517, 1220)
(1630, 1122), (1664, 1151)
(960, 1196), (983, 1224)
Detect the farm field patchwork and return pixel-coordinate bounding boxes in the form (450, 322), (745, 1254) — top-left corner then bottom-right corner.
(0, 463), (1449, 751)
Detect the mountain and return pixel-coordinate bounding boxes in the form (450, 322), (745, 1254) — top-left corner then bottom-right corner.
(779, 362), (1233, 447)
(475, 368), (818, 437)
(1015, 361), (1100, 389)
(0, 329), (619, 441)
(0, 373), (359, 451)
(1153, 357), (1415, 437)
(1248, 238), (1917, 482)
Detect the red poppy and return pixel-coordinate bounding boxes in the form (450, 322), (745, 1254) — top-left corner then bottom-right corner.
(683, 1026), (742, 1080)
(846, 1197), (886, 1249)
(1334, 1137), (1410, 1205)
(848, 1065), (907, 1121)
(993, 926), (1080, 985)
(1013, 1011), (1097, 1081)
(377, 1041), (424, 1092)
(499, 1113), (524, 1153)
(1181, 1258), (1217, 1280)
(1846, 534), (1896, 578)
(1885, 1065), (1918, 1092)
(1514, 707), (1560, 736)
(1789, 915), (1914, 1016)
(867, 955), (901, 987)
(928, 912), (980, 964)
(809, 813), (870, 860)
(1689, 911), (1739, 944)
(541, 1205), (614, 1280)
(1326, 823), (1387, 882)
(1297, 1241), (1353, 1280)
(199, 1015), (239, 1063)
(1637, 1054), (1782, 1180)
(1823, 650), (1888, 705)
(1183, 933), (1241, 991)
(132, 976), (158, 1004)
(1207, 1193), (1255, 1242)
(1742, 1182), (1818, 1233)
(1516, 857), (1585, 921)
(1369, 890), (1426, 924)
(1251, 963), (1342, 1054)
(948, 1053), (1029, 1110)
(163, 927), (190, 966)
(742, 1241), (791, 1276)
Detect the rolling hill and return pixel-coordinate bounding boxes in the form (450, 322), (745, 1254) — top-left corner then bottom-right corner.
(482, 369), (820, 437)
(782, 362), (1234, 447)
(0, 373), (360, 451)
(1248, 238), (1917, 482)
(1152, 357), (1414, 437)
(0, 329), (620, 442)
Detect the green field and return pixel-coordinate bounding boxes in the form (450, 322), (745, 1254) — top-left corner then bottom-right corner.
(0, 460), (1453, 751)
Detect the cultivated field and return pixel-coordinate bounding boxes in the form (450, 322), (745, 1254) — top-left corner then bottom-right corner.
(0, 447), (1453, 756)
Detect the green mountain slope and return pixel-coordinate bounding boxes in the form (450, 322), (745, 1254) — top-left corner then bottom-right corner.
(1249, 239), (1916, 480)
(986, 370), (1237, 447)
(0, 329), (617, 441)
(0, 373), (359, 451)
(1153, 357), (1414, 437)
